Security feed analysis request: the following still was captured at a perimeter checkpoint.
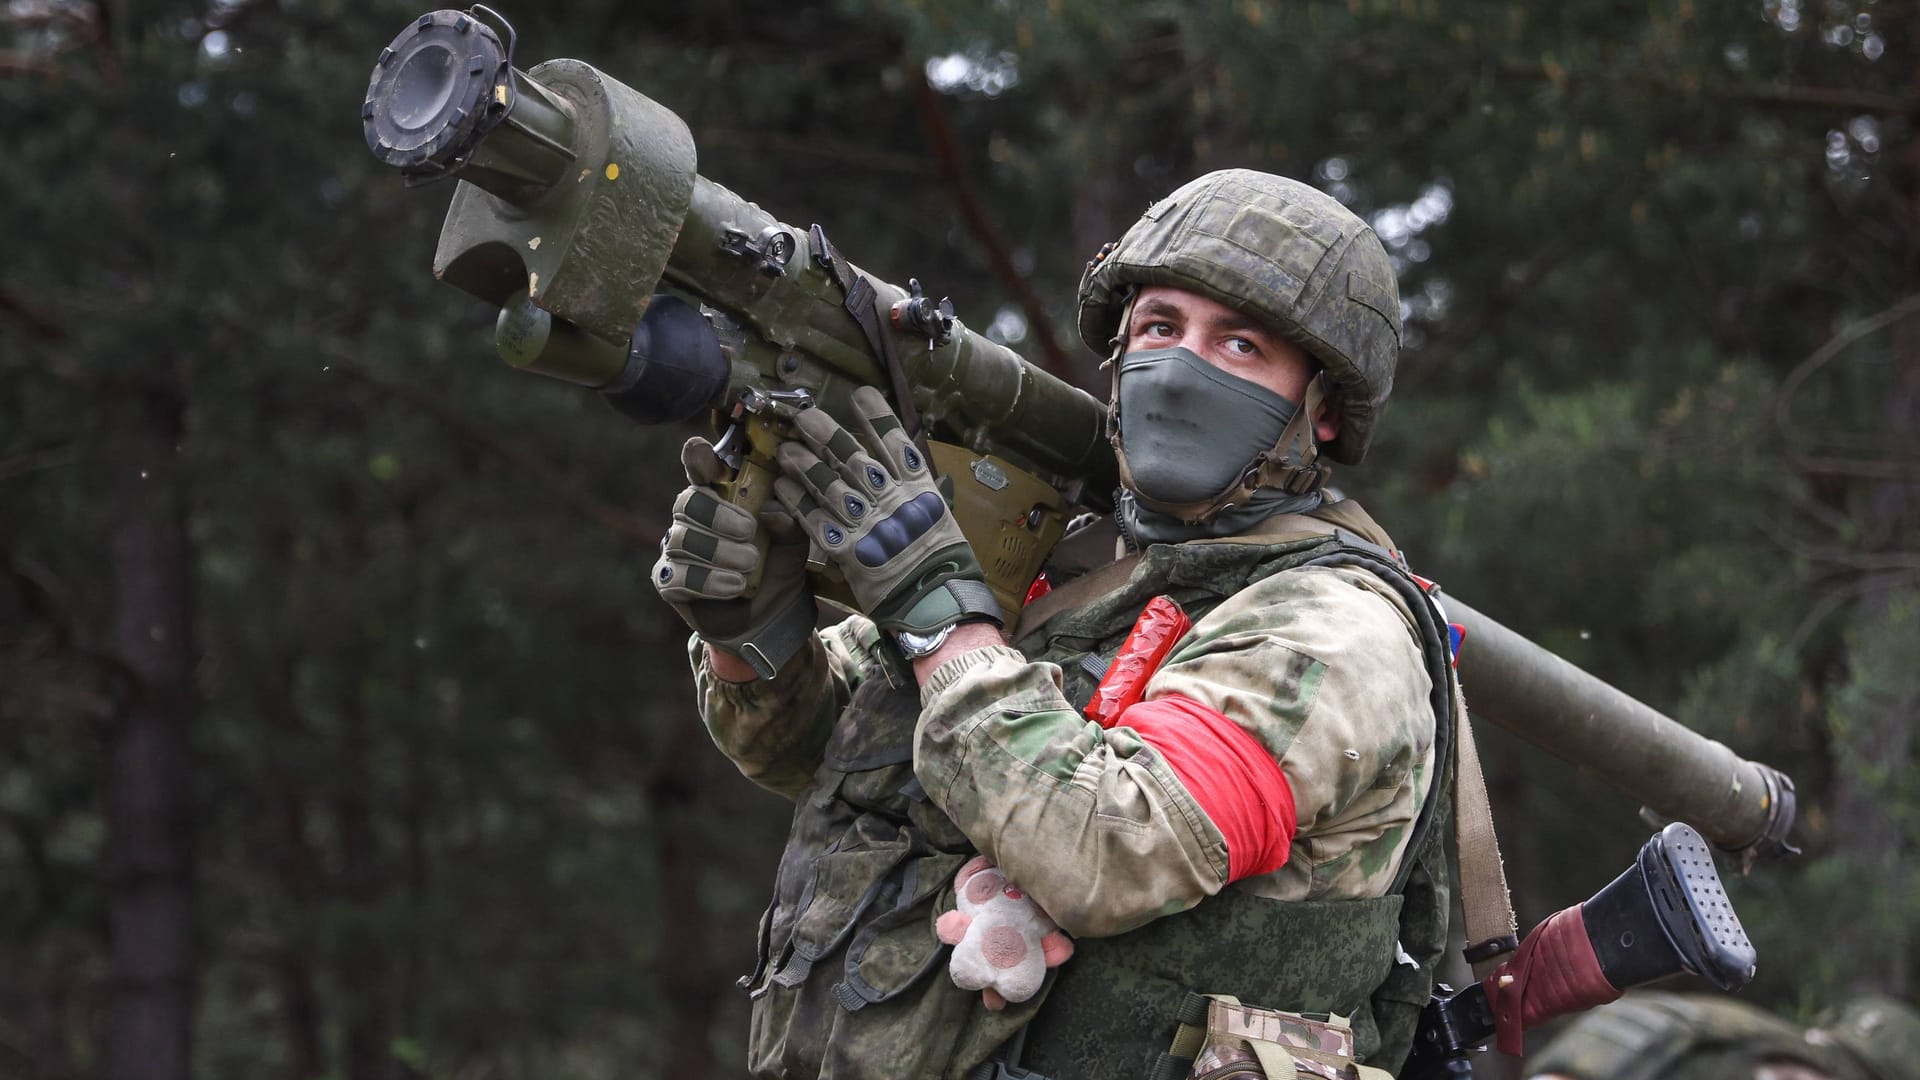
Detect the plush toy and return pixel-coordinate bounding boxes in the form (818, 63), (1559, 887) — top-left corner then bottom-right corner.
(935, 855), (1075, 1010)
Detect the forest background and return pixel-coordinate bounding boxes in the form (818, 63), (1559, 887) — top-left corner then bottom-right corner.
(4, 0), (1918, 1077)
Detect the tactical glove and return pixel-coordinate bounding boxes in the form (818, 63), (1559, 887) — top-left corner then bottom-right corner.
(772, 387), (1001, 635)
(653, 436), (817, 679)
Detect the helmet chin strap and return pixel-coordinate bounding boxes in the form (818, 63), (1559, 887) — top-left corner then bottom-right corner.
(1104, 298), (1331, 526)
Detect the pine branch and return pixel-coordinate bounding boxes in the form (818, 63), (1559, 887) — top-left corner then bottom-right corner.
(1496, 55), (1915, 117)
(697, 127), (935, 177)
(0, 288), (67, 341)
(1795, 456), (1920, 481)
(323, 359), (662, 547)
(0, 541), (138, 727)
(905, 55), (1077, 381)
(1776, 295), (1920, 444)
(1676, 80), (1912, 117)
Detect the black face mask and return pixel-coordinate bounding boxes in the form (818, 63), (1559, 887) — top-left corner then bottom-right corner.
(1116, 346), (1302, 505)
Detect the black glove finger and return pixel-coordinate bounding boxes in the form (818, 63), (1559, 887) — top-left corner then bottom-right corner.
(662, 520), (760, 573)
(652, 550), (750, 604)
(670, 484), (758, 543)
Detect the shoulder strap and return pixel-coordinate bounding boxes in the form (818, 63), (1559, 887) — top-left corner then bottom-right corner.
(1011, 551), (1141, 640)
(1014, 501), (1363, 640)
(1297, 542), (1516, 965)
(1451, 687), (1519, 976)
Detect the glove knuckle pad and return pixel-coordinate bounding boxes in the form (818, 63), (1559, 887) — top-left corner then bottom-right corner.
(854, 491), (947, 568)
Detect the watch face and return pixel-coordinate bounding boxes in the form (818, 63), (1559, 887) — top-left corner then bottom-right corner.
(895, 626), (952, 658)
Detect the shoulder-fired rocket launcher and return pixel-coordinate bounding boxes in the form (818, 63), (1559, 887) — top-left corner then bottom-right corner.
(362, 8), (1797, 866)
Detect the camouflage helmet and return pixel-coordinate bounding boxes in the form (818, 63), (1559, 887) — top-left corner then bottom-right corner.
(1810, 996), (1920, 1080)
(1076, 169), (1402, 466)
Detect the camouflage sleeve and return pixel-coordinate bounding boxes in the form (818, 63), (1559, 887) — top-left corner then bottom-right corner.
(1144, 565), (1435, 901)
(690, 616), (891, 800)
(913, 646), (1233, 939)
(911, 563), (1434, 935)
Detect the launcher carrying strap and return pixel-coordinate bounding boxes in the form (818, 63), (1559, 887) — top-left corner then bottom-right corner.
(809, 223), (938, 472)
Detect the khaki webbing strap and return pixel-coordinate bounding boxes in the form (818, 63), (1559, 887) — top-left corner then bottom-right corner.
(1011, 551), (1142, 639)
(1452, 681), (1519, 979)
(1168, 1007), (1209, 1060)
(810, 223), (938, 471)
(1249, 1040), (1297, 1079)
(1016, 502), (1380, 640)
(1147, 992), (1213, 1080)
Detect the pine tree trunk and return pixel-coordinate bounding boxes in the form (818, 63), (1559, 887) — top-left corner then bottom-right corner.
(266, 649), (326, 1080)
(106, 378), (197, 1080)
(654, 724), (720, 1078)
(338, 670), (391, 1080)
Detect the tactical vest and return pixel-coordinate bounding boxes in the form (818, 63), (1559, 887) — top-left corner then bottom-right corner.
(741, 503), (1458, 1080)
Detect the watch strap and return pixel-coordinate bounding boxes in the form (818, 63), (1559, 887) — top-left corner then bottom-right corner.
(891, 578), (1004, 634)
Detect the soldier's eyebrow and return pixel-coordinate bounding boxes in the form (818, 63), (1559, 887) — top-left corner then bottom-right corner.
(1133, 298), (1274, 339)
(1131, 298), (1187, 325)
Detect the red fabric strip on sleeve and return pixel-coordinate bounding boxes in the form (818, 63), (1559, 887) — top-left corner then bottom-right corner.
(1113, 694), (1296, 881)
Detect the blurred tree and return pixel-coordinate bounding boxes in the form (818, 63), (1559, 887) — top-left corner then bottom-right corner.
(4, 0), (1918, 1076)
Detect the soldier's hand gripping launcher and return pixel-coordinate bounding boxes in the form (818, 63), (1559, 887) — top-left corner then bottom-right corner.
(1404, 823), (1758, 1078)
(362, 8), (1116, 621)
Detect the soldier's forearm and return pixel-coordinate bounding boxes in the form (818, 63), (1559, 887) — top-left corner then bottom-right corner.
(910, 620), (1009, 686)
(912, 645), (1229, 937)
(691, 634), (837, 799)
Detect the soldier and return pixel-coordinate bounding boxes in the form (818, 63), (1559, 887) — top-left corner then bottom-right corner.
(654, 170), (1454, 1079)
(1525, 991), (1920, 1080)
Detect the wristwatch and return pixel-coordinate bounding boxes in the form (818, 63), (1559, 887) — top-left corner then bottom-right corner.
(894, 621), (961, 660)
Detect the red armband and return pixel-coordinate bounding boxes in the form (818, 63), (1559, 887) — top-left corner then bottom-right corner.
(1115, 694), (1296, 881)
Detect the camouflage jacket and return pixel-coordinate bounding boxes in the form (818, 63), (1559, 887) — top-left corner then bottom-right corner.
(691, 501), (1449, 1078)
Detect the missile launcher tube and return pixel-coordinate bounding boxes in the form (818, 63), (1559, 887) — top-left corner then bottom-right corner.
(1447, 597), (1795, 859)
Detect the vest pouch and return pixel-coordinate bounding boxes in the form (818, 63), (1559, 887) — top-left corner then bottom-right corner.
(749, 673), (1040, 1079)
(771, 842), (912, 989)
(1177, 995), (1397, 1080)
(835, 850), (970, 1009)
(747, 842), (1044, 1080)
(741, 897), (776, 996)
(743, 511), (1457, 1079)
